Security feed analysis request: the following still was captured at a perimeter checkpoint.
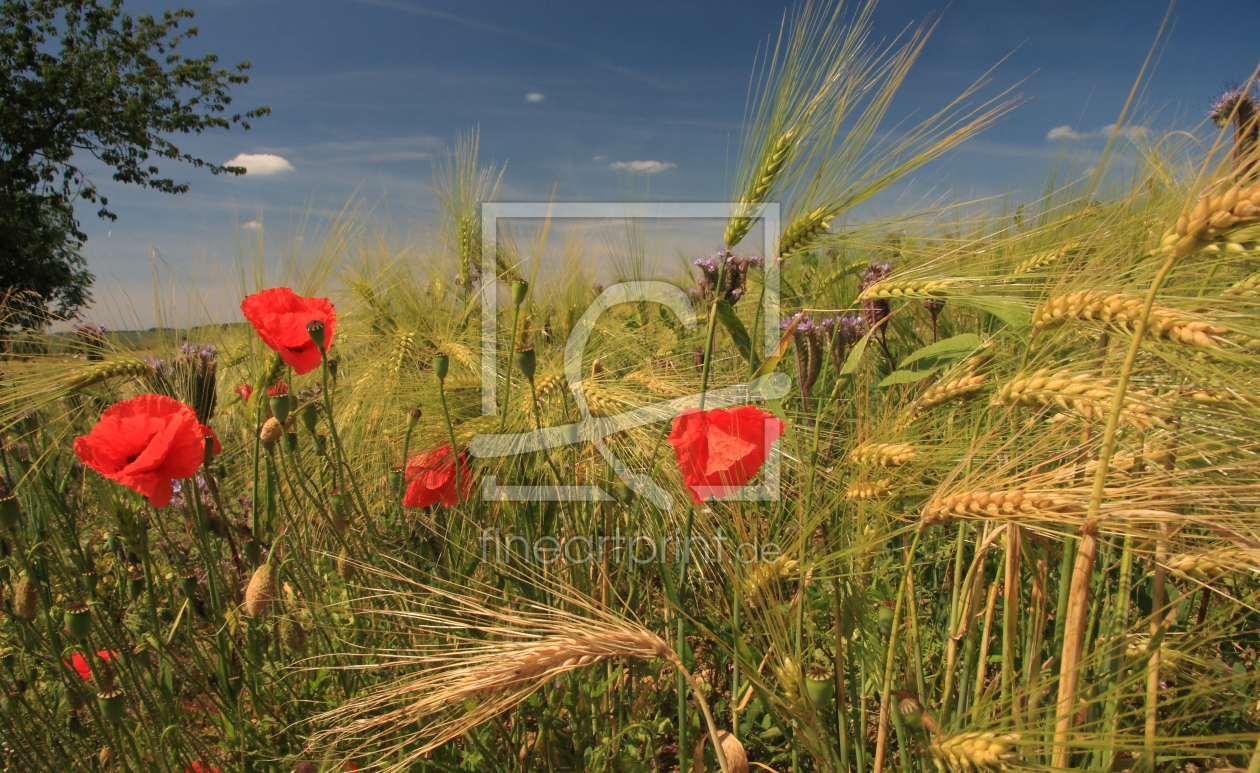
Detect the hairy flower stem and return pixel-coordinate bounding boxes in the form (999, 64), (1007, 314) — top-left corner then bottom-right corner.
(873, 529), (923, 773)
(318, 350), (375, 539)
(500, 303), (522, 433)
(1054, 253), (1177, 768)
(677, 504), (696, 764)
(437, 379), (460, 509)
(698, 251), (732, 409)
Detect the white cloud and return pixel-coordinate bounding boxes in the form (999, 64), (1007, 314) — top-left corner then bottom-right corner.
(526, 92), (545, 102)
(242, 220), (263, 230)
(224, 153), (294, 175)
(610, 160), (676, 174)
(1047, 124), (1148, 142)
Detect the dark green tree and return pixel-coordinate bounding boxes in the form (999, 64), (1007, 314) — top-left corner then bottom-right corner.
(0, 0), (270, 327)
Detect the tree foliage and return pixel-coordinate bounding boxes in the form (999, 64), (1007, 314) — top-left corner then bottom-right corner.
(0, 0), (270, 326)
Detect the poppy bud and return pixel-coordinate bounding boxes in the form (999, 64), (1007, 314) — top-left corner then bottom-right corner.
(615, 479), (635, 503)
(511, 280), (529, 307)
(64, 603), (92, 642)
(327, 359), (339, 381)
(284, 431), (298, 452)
(260, 417), (283, 450)
(306, 319), (326, 350)
(81, 570), (99, 595)
(106, 533), (119, 553)
(312, 434), (328, 457)
(180, 573), (199, 599)
(0, 492), (21, 529)
(406, 407), (422, 432)
(14, 573), (39, 620)
(514, 347), (537, 381)
(337, 548), (356, 582)
(98, 746), (112, 766)
(244, 563), (277, 617)
(235, 384), (253, 403)
(877, 605), (894, 638)
(433, 353), (449, 381)
(279, 617), (308, 655)
(329, 492), (349, 521)
(96, 687), (126, 724)
(387, 465), (404, 495)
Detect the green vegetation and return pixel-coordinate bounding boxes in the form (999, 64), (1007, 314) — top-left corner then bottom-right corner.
(0, 2), (1258, 773)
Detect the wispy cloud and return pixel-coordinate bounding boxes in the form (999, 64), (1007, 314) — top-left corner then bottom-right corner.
(526, 92), (545, 102)
(610, 160), (676, 173)
(349, 0), (668, 89)
(1047, 124), (1148, 141)
(224, 153), (294, 175)
(242, 220), (263, 230)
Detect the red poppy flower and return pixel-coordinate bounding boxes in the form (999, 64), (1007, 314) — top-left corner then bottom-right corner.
(268, 380), (289, 397)
(186, 763), (222, 773)
(235, 384), (253, 402)
(74, 395), (217, 508)
(64, 650), (119, 680)
(667, 405), (784, 503)
(403, 444), (472, 508)
(343, 765), (358, 773)
(240, 287), (336, 375)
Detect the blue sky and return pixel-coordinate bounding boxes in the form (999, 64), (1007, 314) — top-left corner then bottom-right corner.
(74, 0), (1260, 327)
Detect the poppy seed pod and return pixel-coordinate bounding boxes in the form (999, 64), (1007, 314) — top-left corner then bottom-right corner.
(96, 687), (126, 724)
(242, 537), (262, 566)
(305, 319), (327, 350)
(127, 572), (145, 600)
(259, 417), (283, 447)
(514, 347), (537, 382)
(615, 479), (635, 503)
(284, 431), (299, 452)
(180, 573), (199, 599)
(299, 403), (319, 434)
(244, 563), (277, 617)
(510, 280), (529, 307)
(0, 493), (21, 529)
(432, 353), (449, 381)
(327, 359), (338, 381)
(14, 573), (39, 620)
(81, 570), (98, 595)
(64, 603), (92, 642)
(269, 389), (291, 426)
(406, 407), (422, 432)
(312, 434), (328, 457)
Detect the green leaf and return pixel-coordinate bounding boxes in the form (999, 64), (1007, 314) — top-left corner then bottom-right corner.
(878, 365), (943, 387)
(898, 333), (983, 369)
(714, 300), (753, 364)
(959, 298), (1030, 329)
(839, 331), (873, 380)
